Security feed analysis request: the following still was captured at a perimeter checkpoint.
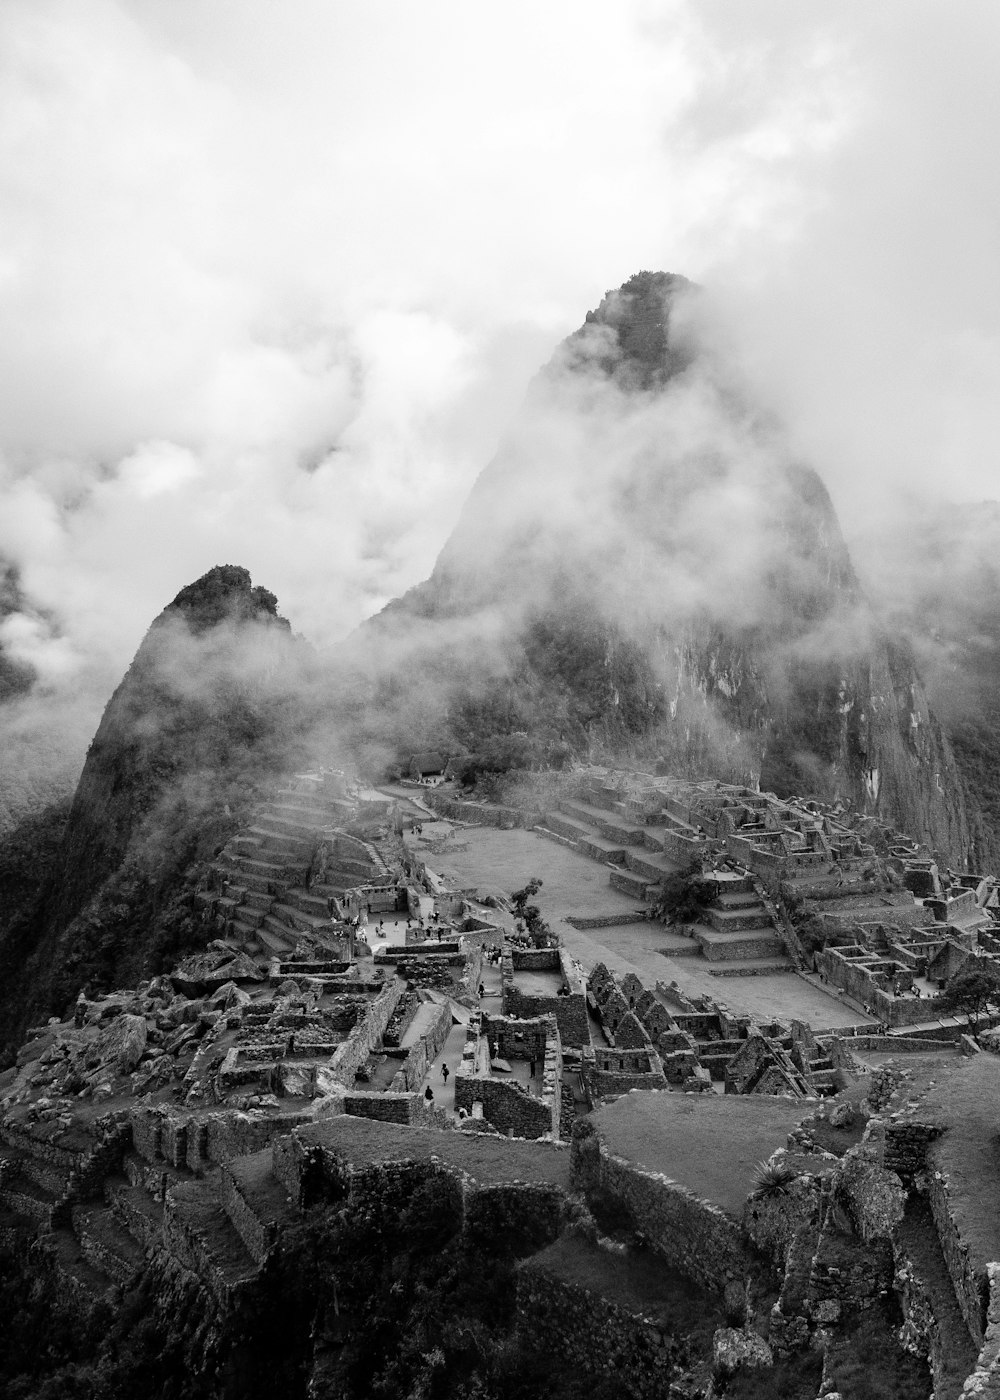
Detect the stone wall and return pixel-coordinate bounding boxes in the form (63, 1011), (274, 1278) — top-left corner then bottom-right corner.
(502, 951), (589, 1048)
(453, 1075), (553, 1138)
(581, 1046), (667, 1099)
(340, 1092), (436, 1126)
(325, 978), (404, 1089)
(958, 1263), (1000, 1399)
(482, 1013), (550, 1063)
(571, 1127), (748, 1293)
(511, 948), (560, 972)
(927, 1157), (988, 1346)
(129, 1104), (314, 1176)
(515, 1255), (682, 1400)
(424, 794), (533, 828)
(388, 1002), (453, 1093)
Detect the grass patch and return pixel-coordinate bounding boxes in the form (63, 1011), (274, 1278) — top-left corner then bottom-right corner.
(723, 1349), (822, 1400)
(825, 1301), (931, 1400)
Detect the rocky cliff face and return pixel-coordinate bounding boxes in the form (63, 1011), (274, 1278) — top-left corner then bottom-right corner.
(357, 272), (982, 865)
(0, 565), (315, 1061)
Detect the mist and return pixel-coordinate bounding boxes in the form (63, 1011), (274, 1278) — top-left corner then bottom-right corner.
(1, 0), (999, 826)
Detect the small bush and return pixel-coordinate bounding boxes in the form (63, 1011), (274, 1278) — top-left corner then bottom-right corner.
(751, 1160), (796, 1198)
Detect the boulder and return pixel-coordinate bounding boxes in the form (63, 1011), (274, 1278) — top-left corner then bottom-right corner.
(208, 981), (251, 1010)
(713, 1328), (773, 1377)
(97, 1013), (147, 1073)
(828, 1101), (856, 1129)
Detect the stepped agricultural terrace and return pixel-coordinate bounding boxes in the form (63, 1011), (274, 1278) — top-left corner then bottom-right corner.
(6, 766), (1000, 1396)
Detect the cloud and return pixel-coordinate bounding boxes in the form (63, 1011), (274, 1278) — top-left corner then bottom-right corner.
(0, 0), (998, 817)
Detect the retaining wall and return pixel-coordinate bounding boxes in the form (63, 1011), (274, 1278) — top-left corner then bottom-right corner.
(389, 1002), (454, 1093)
(571, 1127), (748, 1292)
(515, 1257), (682, 1400)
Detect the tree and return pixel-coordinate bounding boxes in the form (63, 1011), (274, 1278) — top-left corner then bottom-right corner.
(940, 961), (1000, 1030)
(510, 878), (553, 946)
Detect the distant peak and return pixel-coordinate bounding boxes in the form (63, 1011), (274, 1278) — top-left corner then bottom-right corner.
(571, 269), (700, 390)
(165, 565), (287, 634)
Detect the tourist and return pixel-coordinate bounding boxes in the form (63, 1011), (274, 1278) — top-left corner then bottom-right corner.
(478, 982), (486, 999)
(441, 1063), (449, 1083)
(424, 1084), (434, 1101)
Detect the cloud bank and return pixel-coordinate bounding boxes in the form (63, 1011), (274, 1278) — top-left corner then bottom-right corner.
(1, 0), (998, 822)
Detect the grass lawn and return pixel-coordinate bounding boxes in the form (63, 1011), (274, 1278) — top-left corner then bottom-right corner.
(425, 826), (854, 1028)
(296, 1116), (572, 1188)
(590, 1091), (811, 1217)
(919, 1053), (1000, 1279)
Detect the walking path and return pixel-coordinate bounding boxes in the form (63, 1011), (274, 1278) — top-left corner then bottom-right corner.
(423, 1003), (472, 1115)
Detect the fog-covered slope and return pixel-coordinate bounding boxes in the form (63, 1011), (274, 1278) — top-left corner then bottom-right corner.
(355, 272), (983, 865)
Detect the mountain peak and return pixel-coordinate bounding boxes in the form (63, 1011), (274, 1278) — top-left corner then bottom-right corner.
(165, 564), (287, 635)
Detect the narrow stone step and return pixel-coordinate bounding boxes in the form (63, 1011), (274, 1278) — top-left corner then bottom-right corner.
(255, 813), (327, 842)
(105, 1175), (165, 1251)
(242, 889), (276, 913)
(270, 902), (331, 933)
(246, 825), (315, 857)
(72, 1204), (145, 1286)
(1, 1144), (68, 1197)
(264, 802), (333, 830)
(286, 888), (334, 918)
(221, 1149), (298, 1266)
(257, 923), (295, 954)
(233, 854), (289, 881)
(693, 926), (786, 961)
(236, 905), (268, 929)
(705, 905), (773, 933)
(625, 849), (677, 881)
(609, 870), (656, 900)
(39, 1227), (117, 1304)
(0, 1173), (58, 1224)
(896, 1197), (978, 1400)
(163, 1177), (259, 1301)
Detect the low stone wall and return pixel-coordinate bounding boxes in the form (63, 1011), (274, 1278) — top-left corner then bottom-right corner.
(567, 910), (646, 929)
(130, 1104), (313, 1175)
(927, 1159), (988, 1346)
(465, 1180), (567, 1250)
(697, 932), (783, 963)
(389, 1002), (453, 1093)
(456, 1012), (561, 1139)
(454, 1074), (554, 1139)
(707, 962), (795, 977)
(515, 1256), (681, 1400)
(958, 1262), (1000, 1399)
(511, 948), (560, 972)
(341, 1092), (436, 1126)
(424, 794), (533, 828)
(583, 1060), (668, 1099)
(571, 1127), (748, 1292)
(843, 1034), (955, 1053)
(220, 1164), (274, 1265)
(326, 978), (404, 1089)
(502, 951), (589, 1048)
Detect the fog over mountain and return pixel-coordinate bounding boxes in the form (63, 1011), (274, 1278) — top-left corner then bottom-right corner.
(345, 273), (983, 865)
(1, 2), (1000, 835)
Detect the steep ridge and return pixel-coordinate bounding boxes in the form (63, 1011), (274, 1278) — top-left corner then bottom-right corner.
(350, 271), (980, 867)
(0, 566), (317, 1060)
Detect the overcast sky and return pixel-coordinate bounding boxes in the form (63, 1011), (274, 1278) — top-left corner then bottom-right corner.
(1, 0), (998, 713)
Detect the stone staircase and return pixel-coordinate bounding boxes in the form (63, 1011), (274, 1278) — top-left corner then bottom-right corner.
(686, 873), (794, 975)
(199, 776), (394, 963)
(534, 796), (678, 912)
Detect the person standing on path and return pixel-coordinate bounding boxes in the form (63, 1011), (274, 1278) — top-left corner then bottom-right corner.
(441, 1064), (449, 1084)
